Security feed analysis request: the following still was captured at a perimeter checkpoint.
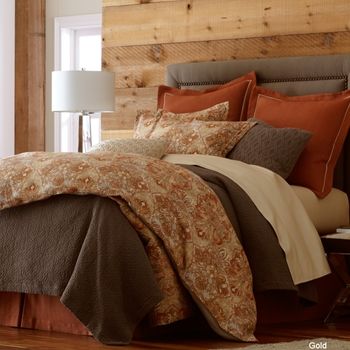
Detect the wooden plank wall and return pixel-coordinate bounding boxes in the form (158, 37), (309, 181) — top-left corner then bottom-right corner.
(15, 0), (45, 153)
(102, 0), (350, 140)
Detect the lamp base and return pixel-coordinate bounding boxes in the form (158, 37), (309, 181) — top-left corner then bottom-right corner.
(78, 113), (92, 152)
(78, 114), (83, 152)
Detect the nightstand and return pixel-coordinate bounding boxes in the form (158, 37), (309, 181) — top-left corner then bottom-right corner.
(321, 233), (350, 323)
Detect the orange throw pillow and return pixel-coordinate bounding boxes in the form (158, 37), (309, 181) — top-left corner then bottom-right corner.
(157, 72), (256, 121)
(248, 86), (350, 198)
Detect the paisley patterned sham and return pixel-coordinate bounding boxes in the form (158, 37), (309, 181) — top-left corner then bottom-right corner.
(148, 120), (255, 156)
(89, 138), (168, 159)
(134, 109), (162, 139)
(0, 151), (256, 341)
(134, 101), (229, 139)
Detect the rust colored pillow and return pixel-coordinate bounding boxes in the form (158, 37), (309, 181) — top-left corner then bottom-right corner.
(158, 72), (256, 121)
(248, 86), (350, 198)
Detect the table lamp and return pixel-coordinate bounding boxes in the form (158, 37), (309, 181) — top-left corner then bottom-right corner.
(52, 70), (115, 152)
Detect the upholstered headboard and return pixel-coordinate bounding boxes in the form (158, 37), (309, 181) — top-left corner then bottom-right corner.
(166, 54), (350, 198)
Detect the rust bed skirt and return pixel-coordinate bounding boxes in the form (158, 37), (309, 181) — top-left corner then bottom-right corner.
(0, 292), (89, 335)
(0, 272), (342, 337)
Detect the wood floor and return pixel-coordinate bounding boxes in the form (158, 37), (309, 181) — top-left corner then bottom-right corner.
(1, 320), (350, 350)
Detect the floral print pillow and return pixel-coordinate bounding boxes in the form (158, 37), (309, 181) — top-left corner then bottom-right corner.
(89, 139), (167, 159)
(134, 109), (162, 139)
(134, 101), (229, 139)
(149, 120), (256, 157)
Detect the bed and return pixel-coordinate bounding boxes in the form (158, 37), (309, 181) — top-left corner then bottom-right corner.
(0, 54), (350, 345)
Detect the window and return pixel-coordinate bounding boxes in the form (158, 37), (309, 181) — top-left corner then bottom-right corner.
(0, 0), (15, 158)
(54, 14), (102, 152)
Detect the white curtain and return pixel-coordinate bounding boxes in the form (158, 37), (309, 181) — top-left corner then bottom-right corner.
(0, 0), (15, 158)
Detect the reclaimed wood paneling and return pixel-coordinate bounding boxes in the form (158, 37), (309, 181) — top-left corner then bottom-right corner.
(101, 129), (134, 140)
(104, 31), (350, 89)
(103, 0), (176, 7)
(103, 0), (350, 48)
(15, 0), (45, 153)
(102, 87), (157, 130)
(102, 0), (350, 138)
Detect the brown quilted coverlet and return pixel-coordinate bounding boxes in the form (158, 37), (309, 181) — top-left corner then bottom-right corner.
(0, 152), (256, 342)
(0, 194), (163, 344)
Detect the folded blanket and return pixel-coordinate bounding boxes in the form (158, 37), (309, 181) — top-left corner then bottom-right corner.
(164, 154), (330, 284)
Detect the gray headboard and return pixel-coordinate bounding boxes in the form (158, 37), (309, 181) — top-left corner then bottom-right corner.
(166, 54), (350, 198)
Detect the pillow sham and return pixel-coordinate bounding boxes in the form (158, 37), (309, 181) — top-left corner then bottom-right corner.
(248, 86), (350, 197)
(157, 71), (256, 121)
(148, 119), (256, 156)
(134, 101), (229, 139)
(89, 138), (168, 159)
(133, 109), (161, 139)
(227, 119), (312, 179)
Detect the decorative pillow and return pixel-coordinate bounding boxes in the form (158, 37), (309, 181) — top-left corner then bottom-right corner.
(134, 109), (162, 139)
(248, 86), (350, 198)
(89, 138), (168, 159)
(134, 101), (229, 139)
(147, 120), (256, 156)
(227, 119), (312, 179)
(158, 72), (256, 121)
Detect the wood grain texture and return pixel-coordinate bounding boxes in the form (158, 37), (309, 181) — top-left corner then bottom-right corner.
(101, 87), (157, 130)
(104, 31), (350, 89)
(102, 0), (350, 136)
(15, 0), (45, 154)
(102, 30), (350, 133)
(103, 0), (350, 48)
(1, 321), (350, 349)
(101, 129), (134, 140)
(103, 0), (176, 7)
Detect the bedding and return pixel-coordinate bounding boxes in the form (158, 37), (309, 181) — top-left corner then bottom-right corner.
(0, 194), (163, 344)
(134, 102), (255, 156)
(0, 151), (331, 343)
(164, 154), (330, 285)
(89, 138), (167, 158)
(134, 101), (230, 139)
(165, 54), (350, 198)
(138, 119), (255, 156)
(227, 119), (312, 179)
(2, 53), (350, 344)
(158, 71), (256, 121)
(0, 151), (257, 343)
(291, 186), (349, 234)
(248, 86), (350, 198)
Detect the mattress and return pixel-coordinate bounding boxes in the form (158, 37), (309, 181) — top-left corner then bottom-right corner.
(291, 186), (349, 234)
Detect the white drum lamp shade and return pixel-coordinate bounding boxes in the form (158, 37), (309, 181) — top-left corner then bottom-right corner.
(51, 70), (115, 113)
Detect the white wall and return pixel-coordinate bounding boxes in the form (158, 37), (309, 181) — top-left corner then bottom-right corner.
(46, 0), (102, 151)
(0, 0), (15, 158)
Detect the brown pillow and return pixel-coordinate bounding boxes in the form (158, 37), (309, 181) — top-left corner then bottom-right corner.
(148, 119), (256, 157)
(158, 72), (256, 121)
(248, 86), (350, 198)
(227, 119), (312, 179)
(134, 102), (229, 139)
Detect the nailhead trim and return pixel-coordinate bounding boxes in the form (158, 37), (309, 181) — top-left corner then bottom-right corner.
(177, 75), (348, 90)
(177, 80), (228, 88)
(259, 75), (348, 90)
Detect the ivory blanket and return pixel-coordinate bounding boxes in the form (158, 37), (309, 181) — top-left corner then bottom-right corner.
(164, 154), (330, 284)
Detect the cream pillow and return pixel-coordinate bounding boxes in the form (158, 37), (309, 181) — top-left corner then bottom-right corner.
(89, 138), (167, 159)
